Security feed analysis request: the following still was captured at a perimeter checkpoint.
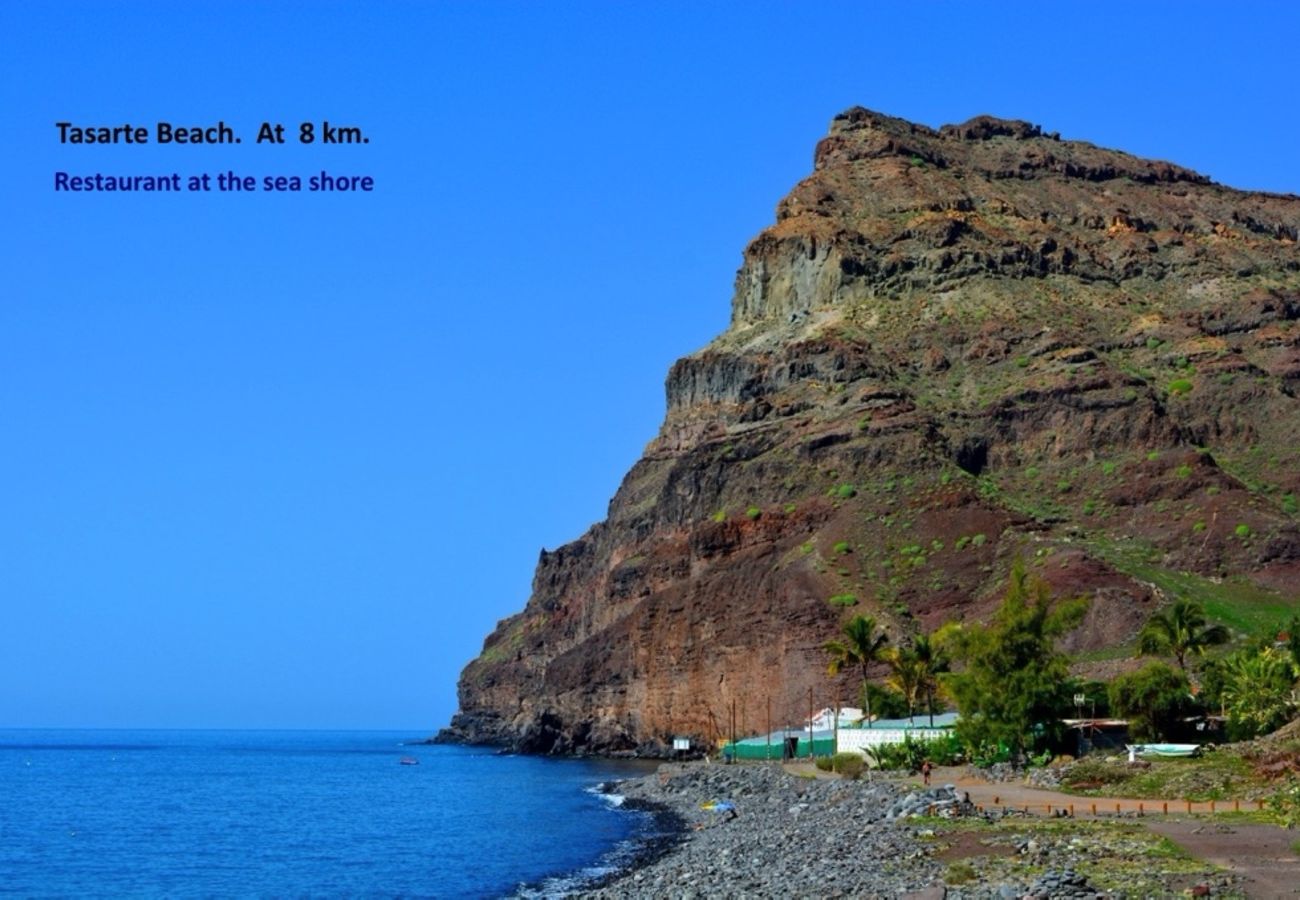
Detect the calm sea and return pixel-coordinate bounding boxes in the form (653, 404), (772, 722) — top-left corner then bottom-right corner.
(0, 730), (661, 897)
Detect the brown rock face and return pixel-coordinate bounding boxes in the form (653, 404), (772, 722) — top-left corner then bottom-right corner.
(441, 108), (1300, 755)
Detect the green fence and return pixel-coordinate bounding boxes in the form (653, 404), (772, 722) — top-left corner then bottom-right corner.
(724, 734), (835, 760)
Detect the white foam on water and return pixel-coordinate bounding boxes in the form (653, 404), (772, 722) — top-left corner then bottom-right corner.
(583, 783), (625, 807)
(516, 785), (657, 897)
(515, 838), (638, 898)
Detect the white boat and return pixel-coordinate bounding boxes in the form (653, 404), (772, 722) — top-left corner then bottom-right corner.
(1130, 743), (1201, 758)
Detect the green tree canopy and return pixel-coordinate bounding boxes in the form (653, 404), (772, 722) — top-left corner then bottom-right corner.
(1219, 646), (1298, 739)
(825, 614), (889, 727)
(885, 645), (923, 722)
(861, 682), (909, 721)
(886, 634), (950, 725)
(1108, 661), (1193, 742)
(1136, 600), (1229, 672)
(940, 559), (1088, 757)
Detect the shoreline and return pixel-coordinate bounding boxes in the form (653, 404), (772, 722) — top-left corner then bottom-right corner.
(564, 762), (954, 898)
(576, 795), (688, 894)
(512, 781), (688, 899)
(540, 762), (1246, 899)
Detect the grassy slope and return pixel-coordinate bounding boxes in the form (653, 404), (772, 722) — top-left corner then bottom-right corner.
(1085, 539), (1299, 640)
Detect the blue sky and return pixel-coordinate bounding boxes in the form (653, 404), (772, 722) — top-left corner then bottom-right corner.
(4, 3), (1298, 730)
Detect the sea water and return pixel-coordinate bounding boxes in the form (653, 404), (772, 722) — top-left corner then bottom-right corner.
(0, 730), (660, 897)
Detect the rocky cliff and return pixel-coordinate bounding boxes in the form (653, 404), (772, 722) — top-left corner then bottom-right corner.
(441, 108), (1300, 755)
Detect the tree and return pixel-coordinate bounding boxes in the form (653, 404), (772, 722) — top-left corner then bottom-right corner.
(886, 634), (950, 725)
(1108, 661), (1193, 742)
(862, 682), (909, 720)
(942, 559), (1088, 757)
(912, 633), (951, 727)
(885, 645), (923, 723)
(825, 615), (889, 728)
(1063, 678), (1112, 719)
(1219, 646), (1298, 739)
(1137, 600), (1229, 673)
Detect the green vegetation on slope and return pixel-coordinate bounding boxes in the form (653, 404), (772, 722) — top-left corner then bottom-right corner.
(1085, 539), (1299, 640)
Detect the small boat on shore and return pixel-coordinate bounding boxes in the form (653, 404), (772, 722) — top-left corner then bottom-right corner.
(1130, 743), (1201, 758)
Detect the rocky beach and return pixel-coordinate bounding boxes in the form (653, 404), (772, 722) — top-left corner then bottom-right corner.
(574, 763), (1245, 899)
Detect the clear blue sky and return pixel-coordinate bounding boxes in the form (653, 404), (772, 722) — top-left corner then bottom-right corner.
(4, 3), (1298, 730)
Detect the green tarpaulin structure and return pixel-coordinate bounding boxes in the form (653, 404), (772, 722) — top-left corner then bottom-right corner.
(723, 730), (835, 760)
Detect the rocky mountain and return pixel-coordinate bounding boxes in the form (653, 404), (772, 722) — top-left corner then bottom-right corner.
(440, 108), (1300, 755)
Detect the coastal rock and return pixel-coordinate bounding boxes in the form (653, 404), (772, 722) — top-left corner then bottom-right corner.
(884, 784), (978, 821)
(445, 107), (1300, 756)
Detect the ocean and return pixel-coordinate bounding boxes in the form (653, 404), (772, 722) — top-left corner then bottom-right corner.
(0, 730), (663, 897)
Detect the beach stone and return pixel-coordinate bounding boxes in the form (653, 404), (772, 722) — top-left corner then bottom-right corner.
(578, 764), (953, 897)
(900, 886), (947, 899)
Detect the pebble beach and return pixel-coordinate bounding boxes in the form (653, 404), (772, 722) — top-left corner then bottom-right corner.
(575, 763), (1243, 899)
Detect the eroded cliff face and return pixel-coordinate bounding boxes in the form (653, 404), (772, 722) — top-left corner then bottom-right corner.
(441, 108), (1300, 755)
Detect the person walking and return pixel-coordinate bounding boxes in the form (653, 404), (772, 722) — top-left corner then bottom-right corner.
(921, 759), (933, 786)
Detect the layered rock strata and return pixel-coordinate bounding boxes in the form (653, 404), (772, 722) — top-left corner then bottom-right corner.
(442, 108), (1300, 754)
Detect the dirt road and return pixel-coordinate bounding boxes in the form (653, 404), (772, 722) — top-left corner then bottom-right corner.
(943, 768), (1299, 898)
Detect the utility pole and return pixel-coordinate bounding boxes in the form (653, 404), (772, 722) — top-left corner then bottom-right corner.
(730, 698), (736, 765)
(833, 700), (840, 755)
(808, 686), (814, 760)
(766, 696), (772, 762)
(781, 694), (789, 762)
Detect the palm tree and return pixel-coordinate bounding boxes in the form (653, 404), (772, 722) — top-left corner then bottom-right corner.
(911, 633), (951, 727)
(886, 634), (953, 725)
(825, 615), (889, 728)
(885, 645), (924, 724)
(1137, 600), (1230, 672)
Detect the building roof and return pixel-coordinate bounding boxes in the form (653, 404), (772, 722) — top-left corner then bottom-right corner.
(843, 712), (959, 730)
